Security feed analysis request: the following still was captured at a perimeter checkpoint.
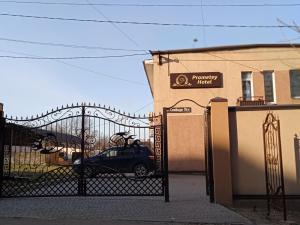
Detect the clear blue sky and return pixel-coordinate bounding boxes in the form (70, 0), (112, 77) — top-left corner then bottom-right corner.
(0, 0), (299, 117)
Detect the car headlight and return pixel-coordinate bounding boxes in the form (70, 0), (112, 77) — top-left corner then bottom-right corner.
(73, 159), (81, 165)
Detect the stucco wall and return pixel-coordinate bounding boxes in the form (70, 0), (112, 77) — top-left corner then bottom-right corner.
(229, 107), (300, 195)
(167, 114), (204, 171)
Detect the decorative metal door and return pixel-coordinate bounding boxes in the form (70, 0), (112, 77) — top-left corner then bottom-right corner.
(263, 112), (287, 220)
(0, 103), (166, 198)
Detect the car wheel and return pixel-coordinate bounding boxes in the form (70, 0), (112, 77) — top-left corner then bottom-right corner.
(133, 164), (148, 177)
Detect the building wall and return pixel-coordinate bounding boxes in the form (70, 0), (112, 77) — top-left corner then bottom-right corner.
(151, 47), (300, 113)
(147, 47), (300, 171)
(229, 107), (300, 195)
(167, 114), (204, 171)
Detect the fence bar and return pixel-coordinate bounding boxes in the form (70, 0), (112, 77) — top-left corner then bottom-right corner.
(163, 107), (169, 202)
(79, 105), (86, 196)
(0, 103), (4, 197)
(277, 121), (287, 221)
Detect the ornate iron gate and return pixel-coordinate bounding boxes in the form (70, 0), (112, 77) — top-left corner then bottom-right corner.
(263, 112), (287, 220)
(0, 103), (166, 198)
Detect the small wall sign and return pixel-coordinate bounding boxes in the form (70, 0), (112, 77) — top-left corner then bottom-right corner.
(170, 72), (223, 89)
(167, 107), (192, 113)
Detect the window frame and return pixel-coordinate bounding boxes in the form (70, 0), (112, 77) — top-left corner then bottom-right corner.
(289, 69), (300, 99)
(263, 70), (276, 104)
(241, 71), (254, 100)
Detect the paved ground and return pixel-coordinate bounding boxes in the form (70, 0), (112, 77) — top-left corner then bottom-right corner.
(0, 174), (251, 225)
(232, 199), (300, 225)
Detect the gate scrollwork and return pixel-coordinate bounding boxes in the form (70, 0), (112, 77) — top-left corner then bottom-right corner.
(262, 112), (287, 220)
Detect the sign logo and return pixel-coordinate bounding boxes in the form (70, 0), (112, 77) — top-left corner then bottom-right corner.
(174, 74), (192, 87)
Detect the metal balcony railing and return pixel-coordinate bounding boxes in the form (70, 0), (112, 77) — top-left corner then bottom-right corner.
(237, 96), (266, 106)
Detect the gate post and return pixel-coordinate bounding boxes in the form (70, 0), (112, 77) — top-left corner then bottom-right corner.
(163, 107), (170, 202)
(78, 104), (86, 196)
(0, 103), (5, 197)
(205, 109), (215, 203)
(210, 98), (232, 206)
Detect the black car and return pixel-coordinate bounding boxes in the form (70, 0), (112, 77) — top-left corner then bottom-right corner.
(73, 145), (155, 177)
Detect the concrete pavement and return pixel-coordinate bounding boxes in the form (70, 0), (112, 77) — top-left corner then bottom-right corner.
(0, 174), (252, 225)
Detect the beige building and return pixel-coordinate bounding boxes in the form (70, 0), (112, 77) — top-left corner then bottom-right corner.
(143, 44), (300, 172)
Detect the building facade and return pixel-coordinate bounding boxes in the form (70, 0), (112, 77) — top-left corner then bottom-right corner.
(143, 44), (300, 172)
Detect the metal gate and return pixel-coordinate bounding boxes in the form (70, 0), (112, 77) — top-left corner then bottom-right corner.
(263, 112), (287, 220)
(0, 103), (166, 199)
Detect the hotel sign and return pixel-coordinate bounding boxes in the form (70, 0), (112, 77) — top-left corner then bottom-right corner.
(170, 72), (223, 89)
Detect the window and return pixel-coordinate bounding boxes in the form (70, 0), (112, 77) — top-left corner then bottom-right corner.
(263, 71), (276, 103)
(117, 149), (134, 157)
(103, 149), (118, 157)
(290, 70), (300, 98)
(241, 72), (253, 100)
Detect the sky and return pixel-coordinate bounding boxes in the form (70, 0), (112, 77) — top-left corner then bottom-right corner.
(0, 0), (299, 117)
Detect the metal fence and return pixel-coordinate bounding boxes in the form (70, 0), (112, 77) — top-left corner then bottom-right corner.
(0, 103), (167, 199)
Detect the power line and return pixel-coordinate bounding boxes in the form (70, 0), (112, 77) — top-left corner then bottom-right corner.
(175, 57), (300, 62)
(0, 37), (147, 52)
(1, 53), (299, 62)
(200, 0), (206, 46)
(169, 51), (300, 73)
(134, 102), (153, 114)
(2, 53), (299, 62)
(85, 0), (144, 51)
(0, 53), (149, 60)
(0, 48), (147, 85)
(1, 36), (298, 53)
(0, 1), (299, 7)
(0, 12), (298, 29)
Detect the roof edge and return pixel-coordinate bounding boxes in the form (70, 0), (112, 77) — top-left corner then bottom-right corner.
(150, 43), (300, 55)
(143, 59), (154, 97)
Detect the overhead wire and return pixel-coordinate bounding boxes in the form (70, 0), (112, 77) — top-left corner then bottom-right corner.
(277, 20), (300, 67)
(0, 53), (149, 60)
(1, 52), (299, 62)
(175, 59), (218, 103)
(0, 36), (299, 53)
(174, 57), (300, 62)
(133, 102), (153, 114)
(0, 50), (299, 62)
(0, 37), (147, 52)
(0, 48), (147, 86)
(0, 12), (298, 29)
(0, 1), (299, 7)
(200, 0), (206, 46)
(169, 54), (262, 72)
(85, 0), (145, 52)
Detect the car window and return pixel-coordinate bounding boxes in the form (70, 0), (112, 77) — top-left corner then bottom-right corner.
(103, 149), (118, 158)
(117, 149), (134, 157)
